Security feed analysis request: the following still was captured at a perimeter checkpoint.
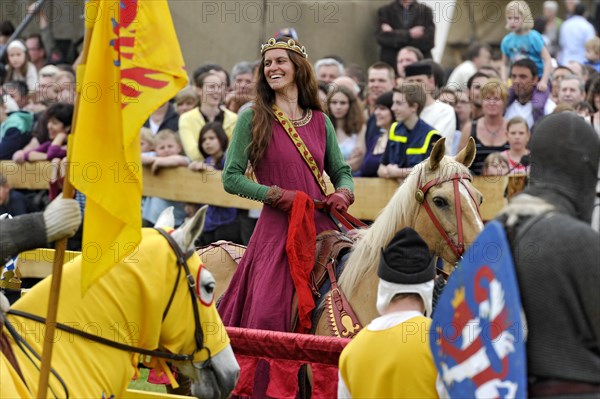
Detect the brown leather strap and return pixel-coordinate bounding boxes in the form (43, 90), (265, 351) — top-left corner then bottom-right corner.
(325, 259), (362, 338)
(314, 201), (368, 232)
(417, 173), (472, 259)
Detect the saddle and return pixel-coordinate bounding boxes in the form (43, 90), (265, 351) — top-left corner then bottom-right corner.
(311, 230), (353, 297)
(290, 230), (362, 337)
(202, 231), (363, 337)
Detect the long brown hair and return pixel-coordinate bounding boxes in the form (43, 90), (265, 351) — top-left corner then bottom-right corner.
(327, 85), (365, 136)
(249, 37), (322, 166)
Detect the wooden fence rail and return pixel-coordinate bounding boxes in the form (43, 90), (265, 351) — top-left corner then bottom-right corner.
(0, 161), (521, 221)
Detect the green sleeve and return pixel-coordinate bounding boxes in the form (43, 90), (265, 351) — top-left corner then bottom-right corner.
(222, 109), (270, 202)
(323, 114), (354, 192)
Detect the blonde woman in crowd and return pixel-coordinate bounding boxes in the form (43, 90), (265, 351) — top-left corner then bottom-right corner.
(460, 79), (509, 175)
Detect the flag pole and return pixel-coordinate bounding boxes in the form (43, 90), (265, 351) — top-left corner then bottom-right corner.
(36, 17), (94, 399)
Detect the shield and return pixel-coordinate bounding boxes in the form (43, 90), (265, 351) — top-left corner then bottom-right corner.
(430, 220), (527, 399)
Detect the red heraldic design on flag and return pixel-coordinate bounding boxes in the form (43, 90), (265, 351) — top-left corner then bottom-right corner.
(70, 0), (188, 292)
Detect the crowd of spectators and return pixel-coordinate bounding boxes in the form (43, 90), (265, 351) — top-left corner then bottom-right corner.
(1, 0), (599, 242)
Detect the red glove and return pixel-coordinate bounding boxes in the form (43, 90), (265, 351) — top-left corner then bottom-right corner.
(324, 188), (354, 213)
(268, 187), (296, 213)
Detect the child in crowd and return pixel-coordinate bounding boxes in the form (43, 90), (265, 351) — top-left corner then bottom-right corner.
(4, 40), (38, 91)
(141, 129), (189, 226)
(54, 70), (77, 104)
(502, 116), (530, 174)
(483, 152), (510, 176)
(140, 127), (155, 154)
(378, 82), (440, 180)
(501, 1), (552, 92)
(3, 81), (30, 109)
(22, 103), (73, 163)
(174, 87), (199, 115)
(584, 37), (600, 73)
(22, 103), (74, 199)
(189, 122), (241, 245)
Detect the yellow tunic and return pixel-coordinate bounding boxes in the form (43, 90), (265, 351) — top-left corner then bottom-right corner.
(338, 315), (439, 398)
(1, 350), (33, 399)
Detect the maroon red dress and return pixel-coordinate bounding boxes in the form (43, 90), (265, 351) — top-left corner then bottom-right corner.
(218, 110), (338, 332)
(218, 109), (353, 398)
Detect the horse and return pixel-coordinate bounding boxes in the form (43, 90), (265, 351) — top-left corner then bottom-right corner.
(1, 207), (240, 398)
(313, 136), (483, 333)
(203, 137), (483, 334)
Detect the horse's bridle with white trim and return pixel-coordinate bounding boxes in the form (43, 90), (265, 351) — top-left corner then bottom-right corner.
(415, 172), (482, 261)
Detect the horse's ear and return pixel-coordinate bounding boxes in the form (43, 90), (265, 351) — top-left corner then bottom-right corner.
(172, 205), (208, 252)
(455, 137), (476, 168)
(155, 207), (175, 229)
(428, 137), (446, 170)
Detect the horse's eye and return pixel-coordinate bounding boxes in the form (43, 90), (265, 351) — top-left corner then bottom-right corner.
(432, 196), (449, 208)
(198, 268), (216, 305)
(205, 282), (215, 295)
(479, 195), (484, 205)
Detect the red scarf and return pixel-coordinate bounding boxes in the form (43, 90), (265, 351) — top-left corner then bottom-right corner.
(285, 191), (316, 333)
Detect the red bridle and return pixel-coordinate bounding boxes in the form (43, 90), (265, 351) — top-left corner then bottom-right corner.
(415, 172), (481, 260)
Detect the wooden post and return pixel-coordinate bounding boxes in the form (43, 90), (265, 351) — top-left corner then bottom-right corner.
(36, 17), (94, 398)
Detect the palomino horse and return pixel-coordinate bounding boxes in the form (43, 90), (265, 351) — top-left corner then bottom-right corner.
(202, 137), (483, 333)
(314, 137), (483, 333)
(1, 207), (239, 398)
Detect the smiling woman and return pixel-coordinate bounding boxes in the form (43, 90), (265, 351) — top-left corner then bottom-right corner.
(460, 78), (510, 175)
(178, 71), (238, 162)
(219, 36), (355, 396)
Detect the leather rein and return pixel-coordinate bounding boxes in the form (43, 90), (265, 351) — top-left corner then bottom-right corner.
(415, 172), (481, 262)
(6, 228), (209, 364)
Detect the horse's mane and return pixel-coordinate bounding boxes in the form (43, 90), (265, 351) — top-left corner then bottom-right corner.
(338, 163), (424, 293)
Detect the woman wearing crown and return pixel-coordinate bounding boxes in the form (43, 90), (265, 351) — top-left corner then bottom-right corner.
(219, 36), (355, 394)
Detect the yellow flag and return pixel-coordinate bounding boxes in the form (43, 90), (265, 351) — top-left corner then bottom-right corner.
(70, 0), (188, 292)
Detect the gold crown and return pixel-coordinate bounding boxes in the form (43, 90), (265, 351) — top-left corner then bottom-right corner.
(260, 38), (308, 58)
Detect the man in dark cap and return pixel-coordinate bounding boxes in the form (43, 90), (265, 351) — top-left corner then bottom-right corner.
(405, 62), (456, 154)
(498, 112), (600, 397)
(338, 227), (441, 398)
